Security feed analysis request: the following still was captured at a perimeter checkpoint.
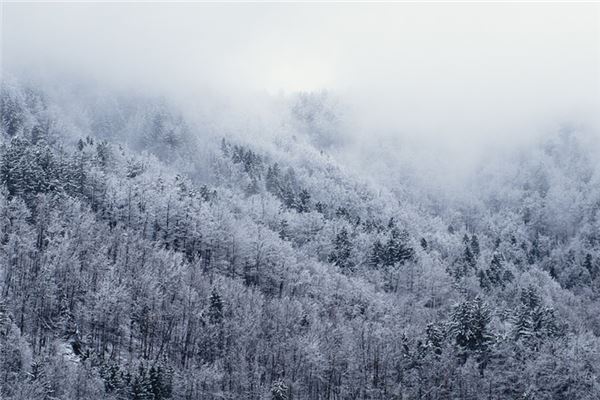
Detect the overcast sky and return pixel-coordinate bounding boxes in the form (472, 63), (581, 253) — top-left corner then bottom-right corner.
(2, 2), (599, 176)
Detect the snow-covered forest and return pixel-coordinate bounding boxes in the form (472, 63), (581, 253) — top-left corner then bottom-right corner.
(1, 3), (600, 400)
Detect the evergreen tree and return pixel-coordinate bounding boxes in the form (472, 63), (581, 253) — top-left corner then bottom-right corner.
(528, 238), (540, 265)
(479, 253), (513, 290)
(462, 233), (470, 245)
(199, 184), (216, 202)
(425, 323), (444, 355)
(470, 234), (480, 258)
(208, 288), (224, 325)
(449, 297), (493, 373)
(463, 245), (476, 269)
(100, 363), (125, 394)
(149, 365), (172, 400)
(329, 228), (352, 270)
(245, 178), (260, 197)
(449, 244), (477, 280)
(370, 239), (384, 267)
(0, 90), (25, 137)
(265, 163), (281, 195)
(220, 137), (230, 156)
(278, 219), (289, 241)
(130, 364), (153, 400)
(335, 206), (349, 219)
(384, 226), (414, 266)
(296, 188), (311, 213)
(314, 201), (326, 214)
(583, 253), (596, 279)
(371, 218), (414, 269)
(513, 286), (563, 346)
(477, 269), (492, 291)
(28, 359), (54, 400)
(271, 378), (288, 400)
(0, 300), (10, 336)
(96, 140), (111, 168)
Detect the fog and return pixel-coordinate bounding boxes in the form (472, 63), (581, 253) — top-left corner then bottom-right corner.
(2, 2), (599, 183)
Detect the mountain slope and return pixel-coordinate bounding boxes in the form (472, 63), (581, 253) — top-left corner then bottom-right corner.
(1, 81), (600, 399)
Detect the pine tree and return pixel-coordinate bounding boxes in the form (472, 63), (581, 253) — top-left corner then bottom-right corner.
(372, 218), (414, 268)
(28, 359), (54, 400)
(463, 245), (476, 270)
(425, 323), (444, 355)
(0, 300), (10, 336)
(528, 239), (540, 265)
(0, 90), (25, 137)
(296, 188), (311, 213)
(199, 184), (215, 202)
(130, 364), (153, 400)
(271, 378), (288, 400)
(149, 365), (172, 400)
(477, 269), (492, 291)
(370, 239), (384, 268)
(470, 234), (480, 258)
(479, 253), (512, 290)
(450, 297), (492, 353)
(280, 168), (298, 209)
(549, 264), (558, 280)
(220, 137), (230, 156)
(449, 297), (493, 373)
(314, 201), (326, 214)
(384, 226), (414, 266)
(208, 288), (224, 325)
(278, 219), (289, 241)
(335, 206), (349, 219)
(100, 363), (124, 394)
(513, 308), (534, 341)
(265, 163), (281, 195)
(462, 233), (470, 245)
(450, 244), (477, 280)
(329, 228), (352, 270)
(96, 140), (111, 168)
(520, 285), (541, 310)
(245, 178), (260, 197)
(583, 253), (596, 279)
(513, 286), (563, 346)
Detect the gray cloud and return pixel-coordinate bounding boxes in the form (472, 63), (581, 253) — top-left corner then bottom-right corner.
(2, 3), (599, 179)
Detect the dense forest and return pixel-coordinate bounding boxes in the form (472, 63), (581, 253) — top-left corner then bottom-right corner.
(1, 79), (600, 400)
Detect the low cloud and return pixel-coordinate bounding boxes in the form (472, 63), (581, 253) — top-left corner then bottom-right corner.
(2, 3), (598, 180)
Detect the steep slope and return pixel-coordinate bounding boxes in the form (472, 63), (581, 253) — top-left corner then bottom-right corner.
(1, 81), (600, 399)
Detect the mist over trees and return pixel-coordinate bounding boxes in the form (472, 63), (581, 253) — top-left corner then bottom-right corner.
(1, 76), (600, 400)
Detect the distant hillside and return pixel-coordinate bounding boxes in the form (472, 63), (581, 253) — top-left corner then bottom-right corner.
(1, 80), (600, 399)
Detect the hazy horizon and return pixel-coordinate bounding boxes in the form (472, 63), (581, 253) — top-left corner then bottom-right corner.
(3, 3), (598, 133)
